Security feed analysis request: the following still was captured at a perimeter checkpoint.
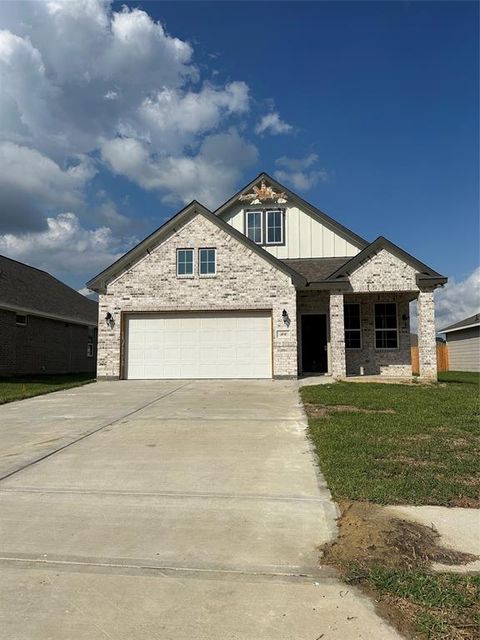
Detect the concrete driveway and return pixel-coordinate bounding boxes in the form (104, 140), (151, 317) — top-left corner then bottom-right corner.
(0, 380), (402, 639)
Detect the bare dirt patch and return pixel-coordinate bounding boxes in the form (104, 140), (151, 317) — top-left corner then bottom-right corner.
(304, 403), (396, 418)
(321, 501), (479, 640)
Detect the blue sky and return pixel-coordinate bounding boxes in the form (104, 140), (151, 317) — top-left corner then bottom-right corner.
(0, 1), (478, 325)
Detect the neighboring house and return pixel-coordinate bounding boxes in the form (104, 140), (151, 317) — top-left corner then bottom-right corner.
(87, 174), (447, 381)
(0, 255), (98, 376)
(440, 313), (480, 372)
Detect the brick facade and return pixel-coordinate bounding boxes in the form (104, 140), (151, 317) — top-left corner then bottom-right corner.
(294, 248), (437, 379)
(97, 214), (298, 379)
(96, 218), (440, 381)
(0, 309), (96, 376)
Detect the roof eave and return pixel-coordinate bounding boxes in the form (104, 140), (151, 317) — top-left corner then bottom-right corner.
(440, 322), (480, 334)
(87, 199), (307, 292)
(304, 279), (350, 290)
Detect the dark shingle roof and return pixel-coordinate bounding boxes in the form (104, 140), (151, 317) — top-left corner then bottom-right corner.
(440, 313), (480, 333)
(281, 257), (351, 283)
(0, 254), (97, 326)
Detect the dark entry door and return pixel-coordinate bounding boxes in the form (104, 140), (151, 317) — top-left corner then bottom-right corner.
(301, 314), (328, 373)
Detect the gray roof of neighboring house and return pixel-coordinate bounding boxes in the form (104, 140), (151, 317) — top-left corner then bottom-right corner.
(440, 313), (480, 334)
(0, 254), (97, 326)
(282, 257), (351, 283)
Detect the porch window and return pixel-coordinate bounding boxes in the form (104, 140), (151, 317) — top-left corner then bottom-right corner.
(344, 303), (361, 349)
(375, 303), (398, 349)
(266, 210), (284, 245)
(246, 211), (263, 244)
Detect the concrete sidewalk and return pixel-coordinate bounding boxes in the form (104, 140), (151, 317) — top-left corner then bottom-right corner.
(0, 380), (403, 639)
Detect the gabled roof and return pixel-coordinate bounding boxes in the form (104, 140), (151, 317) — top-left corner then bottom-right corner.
(282, 257), (351, 283)
(0, 254), (97, 326)
(87, 201), (306, 292)
(440, 313), (480, 334)
(325, 236), (447, 286)
(214, 172), (368, 250)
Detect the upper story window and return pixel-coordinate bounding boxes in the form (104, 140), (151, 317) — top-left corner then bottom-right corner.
(245, 209), (284, 246)
(344, 303), (361, 349)
(246, 210), (263, 244)
(177, 249), (194, 276)
(266, 210), (284, 245)
(199, 248), (216, 276)
(375, 303), (398, 349)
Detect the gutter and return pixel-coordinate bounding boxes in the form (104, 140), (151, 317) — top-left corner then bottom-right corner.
(0, 303), (97, 327)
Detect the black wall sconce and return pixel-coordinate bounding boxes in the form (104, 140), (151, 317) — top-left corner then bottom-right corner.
(282, 309), (290, 327)
(105, 312), (115, 329)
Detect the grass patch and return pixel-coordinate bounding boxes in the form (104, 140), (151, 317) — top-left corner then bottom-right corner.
(357, 570), (480, 640)
(0, 373), (94, 405)
(301, 373), (480, 506)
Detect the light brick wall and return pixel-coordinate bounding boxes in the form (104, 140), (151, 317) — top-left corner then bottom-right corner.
(344, 292), (412, 377)
(329, 293), (346, 378)
(417, 289), (437, 379)
(97, 214), (298, 379)
(349, 248), (419, 292)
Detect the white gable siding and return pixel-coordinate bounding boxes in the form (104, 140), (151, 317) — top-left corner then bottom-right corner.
(221, 204), (361, 259)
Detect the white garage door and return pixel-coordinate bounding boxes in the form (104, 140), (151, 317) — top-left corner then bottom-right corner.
(125, 312), (272, 379)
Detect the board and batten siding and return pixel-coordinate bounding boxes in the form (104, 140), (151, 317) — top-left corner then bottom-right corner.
(446, 327), (480, 372)
(221, 205), (361, 259)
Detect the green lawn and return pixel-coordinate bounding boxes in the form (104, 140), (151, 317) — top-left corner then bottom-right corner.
(301, 371), (480, 506)
(0, 373), (94, 405)
(353, 569), (480, 639)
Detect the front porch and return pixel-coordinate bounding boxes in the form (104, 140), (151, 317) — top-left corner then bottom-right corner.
(296, 288), (438, 380)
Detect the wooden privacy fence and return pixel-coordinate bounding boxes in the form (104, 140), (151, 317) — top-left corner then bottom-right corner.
(411, 343), (449, 375)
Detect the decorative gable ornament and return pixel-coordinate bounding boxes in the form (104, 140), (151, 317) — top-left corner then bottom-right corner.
(239, 180), (288, 205)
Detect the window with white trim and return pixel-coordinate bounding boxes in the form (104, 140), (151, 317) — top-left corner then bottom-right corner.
(199, 248), (216, 276)
(176, 249), (194, 276)
(374, 303), (398, 349)
(266, 209), (283, 245)
(344, 303), (361, 349)
(246, 210), (263, 244)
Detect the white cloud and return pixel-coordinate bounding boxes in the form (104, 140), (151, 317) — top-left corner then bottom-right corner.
(0, 0), (258, 214)
(102, 129), (258, 208)
(274, 154), (328, 191)
(255, 112), (292, 135)
(435, 266), (480, 330)
(0, 141), (95, 232)
(0, 212), (128, 284)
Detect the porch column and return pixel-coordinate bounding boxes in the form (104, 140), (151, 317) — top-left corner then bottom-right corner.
(417, 289), (437, 380)
(329, 292), (346, 378)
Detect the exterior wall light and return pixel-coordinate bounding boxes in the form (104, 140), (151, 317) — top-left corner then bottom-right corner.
(105, 312), (115, 328)
(282, 309), (290, 327)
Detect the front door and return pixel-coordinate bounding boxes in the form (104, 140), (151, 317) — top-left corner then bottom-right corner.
(301, 314), (328, 373)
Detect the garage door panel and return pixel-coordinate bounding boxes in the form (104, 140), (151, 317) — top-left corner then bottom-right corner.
(126, 312), (272, 379)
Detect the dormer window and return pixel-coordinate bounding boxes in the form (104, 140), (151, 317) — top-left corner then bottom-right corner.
(246, 210), (263, 244)
(266, 210), (284, 245)
(245, 209), (284, 246)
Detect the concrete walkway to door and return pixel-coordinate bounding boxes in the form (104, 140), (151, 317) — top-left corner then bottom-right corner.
(0, 380), (403, 639)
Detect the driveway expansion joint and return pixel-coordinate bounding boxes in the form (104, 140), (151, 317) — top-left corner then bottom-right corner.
(0, 382), (190, 484)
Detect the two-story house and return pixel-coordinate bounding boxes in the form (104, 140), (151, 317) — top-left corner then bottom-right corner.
(87, 174), (446, 381)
